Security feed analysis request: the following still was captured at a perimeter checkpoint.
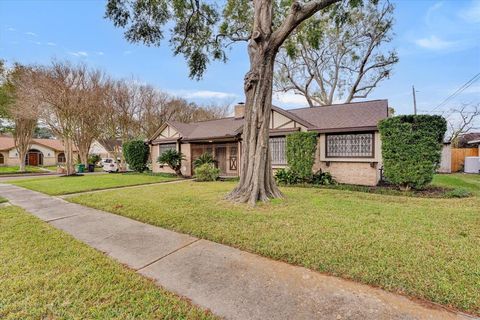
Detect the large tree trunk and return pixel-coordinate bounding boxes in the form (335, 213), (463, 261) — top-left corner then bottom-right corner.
(226, 0), (282, 205)
(64, 138), (76, 175)
(77, 141), (91, 166)
(18, 149), (27, 172)
(13, 118), (36, 172)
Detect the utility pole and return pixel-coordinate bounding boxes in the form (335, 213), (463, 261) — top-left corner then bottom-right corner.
(412, 85), (417, 115)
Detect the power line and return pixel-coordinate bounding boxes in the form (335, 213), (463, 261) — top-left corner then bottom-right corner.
(430, 72), (480, 112)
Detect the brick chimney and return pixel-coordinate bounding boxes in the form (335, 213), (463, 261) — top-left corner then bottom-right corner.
(234, 102), (245, 119)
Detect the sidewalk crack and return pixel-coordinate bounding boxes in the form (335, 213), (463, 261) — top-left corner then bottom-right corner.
(136, 238), (201, 271)
(46, 213), (81, 222)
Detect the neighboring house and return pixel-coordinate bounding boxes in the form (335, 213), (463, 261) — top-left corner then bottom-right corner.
(89, 139), (123, 159)
(454, 132), (480, 148)
(0, 136), (78, 167)
(149, 100), (389, 186)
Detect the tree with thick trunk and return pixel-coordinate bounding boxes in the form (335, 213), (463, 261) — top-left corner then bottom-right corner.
(32, 62), (89, 175)
(72, 68), (109, 165)
(105, 0), (364, 204)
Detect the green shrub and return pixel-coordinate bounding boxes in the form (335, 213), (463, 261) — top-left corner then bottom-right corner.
(157, 149), (185, 176)
(193, 152), (215, 168)
(445, 188), (471, 198)
(123, 140), (150, 172)
(286, 132), (318, 181)
(378, 115), (447, 190)
(194, 163), (220, 181)
(274, 168), (300, 185)
(88, 154), (101, 165)
(311, 170), (336, 185)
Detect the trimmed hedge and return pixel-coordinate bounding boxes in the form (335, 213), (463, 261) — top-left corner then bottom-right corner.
(194, 163), (220, 181)
(286, 131), (318, 181)
(123, 139), (150, 172)
(378, 115), (447, 190)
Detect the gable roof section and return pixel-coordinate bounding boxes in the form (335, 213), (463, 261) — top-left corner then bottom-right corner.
(97, 138), (123, 152)
(178, 117), (244, 141)
(148, 99), (389, 143)
(289, 100), (388, 132)
(0, 136), (77, 152)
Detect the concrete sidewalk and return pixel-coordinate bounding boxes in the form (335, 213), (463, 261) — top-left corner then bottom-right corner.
(0, 184), (474, 320)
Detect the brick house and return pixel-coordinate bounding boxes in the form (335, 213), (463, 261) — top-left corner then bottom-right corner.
(149, 100), (389, 186)
(0, 136), (78, 167)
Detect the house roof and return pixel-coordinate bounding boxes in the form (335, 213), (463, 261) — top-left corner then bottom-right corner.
(97, 138), (123, 151)
(169, 118), (244, 141)
(0, 136), (76, 152)
(289, 100), (389, 132)
(457, 132), (480, 148)
(150, 99), (389, 142)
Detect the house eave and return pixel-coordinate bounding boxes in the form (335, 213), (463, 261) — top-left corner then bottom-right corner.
(307, 126), (378, 133)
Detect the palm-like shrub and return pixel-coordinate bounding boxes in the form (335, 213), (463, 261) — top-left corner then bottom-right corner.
(193, 152), (215, 168)
(157, 149), (185, 177)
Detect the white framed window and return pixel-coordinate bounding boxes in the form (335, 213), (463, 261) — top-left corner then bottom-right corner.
(326, 133), (374, 158)
(270, 137), (286, 165)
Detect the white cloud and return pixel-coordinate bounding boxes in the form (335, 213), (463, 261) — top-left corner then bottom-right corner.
(273, 92), (309, 107)
(96, 51), (104, 56)
(414, 35), (456, 50)
(69, 51), (88, 57)
(176, 90), (238, 100)
(47, 42), (57, 46)
(25, 31), (37, 36)
(7, 27), (15, 31)
(459, 0), (480, 23)
(123, 50), (132, 55)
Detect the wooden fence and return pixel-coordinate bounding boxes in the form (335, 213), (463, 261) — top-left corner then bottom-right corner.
(451, 148), (479, 172)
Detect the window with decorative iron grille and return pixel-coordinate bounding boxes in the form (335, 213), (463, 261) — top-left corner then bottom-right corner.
(270, 137), (286, 165)
(159, 143), (176, 155)
(326, 133), (374, 158)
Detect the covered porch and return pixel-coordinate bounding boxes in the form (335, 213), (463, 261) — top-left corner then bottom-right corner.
(190, 141), (240, 177)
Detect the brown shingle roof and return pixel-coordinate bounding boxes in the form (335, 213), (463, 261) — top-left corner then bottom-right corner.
(288, 100), (389, 132)
(97, 138), (123, 152)
(170, 118), (244, 141)
(0, 136), (77, 152)
(150, 100), (389, 141)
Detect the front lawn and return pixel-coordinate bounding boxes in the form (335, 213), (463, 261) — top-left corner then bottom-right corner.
(7, 172), (179, 195)
(0, 205), (215, 319)
(0, 166), (47, 175)
(433, 173), (480, 196)
(70, 179), (480, 315)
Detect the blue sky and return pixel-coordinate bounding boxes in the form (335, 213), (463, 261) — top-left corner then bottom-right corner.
(0, 0), (479, 115)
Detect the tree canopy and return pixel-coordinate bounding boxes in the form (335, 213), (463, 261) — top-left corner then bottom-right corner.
(105, 0), (365, 80)
(275, 0), (397, 106)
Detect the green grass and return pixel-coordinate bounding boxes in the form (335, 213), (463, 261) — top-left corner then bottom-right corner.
(0, 205), (215, 320)
(433, 173), (480, 196)
(7, 172), (179, 195)
(0, 197), (7, 203)
(0, 166), (47, 175)
(69, 177), (480, 315)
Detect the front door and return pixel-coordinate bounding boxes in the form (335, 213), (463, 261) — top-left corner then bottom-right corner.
(28, 153), (38, 166)
(215, 146), (227, 176)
